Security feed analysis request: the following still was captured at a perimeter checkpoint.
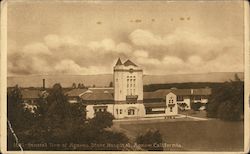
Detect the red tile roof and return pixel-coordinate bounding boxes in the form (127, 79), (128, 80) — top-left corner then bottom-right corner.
(64, 88), (88, 97)
(81, 92), (113, 101)
(21, 89), (44, 99)
(144, 88), (212, 99)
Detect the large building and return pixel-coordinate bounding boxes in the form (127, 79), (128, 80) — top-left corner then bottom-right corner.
(65, 58), (212, 119)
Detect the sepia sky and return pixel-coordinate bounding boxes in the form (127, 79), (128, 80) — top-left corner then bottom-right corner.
(7, 0), (244, 76)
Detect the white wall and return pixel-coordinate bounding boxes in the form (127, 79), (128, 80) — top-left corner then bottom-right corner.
(86, 103), (146, 119)
(166, 92), (178, 116)
(114, 64), (143, 102)
(177, 97), (191, 110)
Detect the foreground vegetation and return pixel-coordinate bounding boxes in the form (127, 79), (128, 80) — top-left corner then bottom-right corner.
(7, 84), (163, 151)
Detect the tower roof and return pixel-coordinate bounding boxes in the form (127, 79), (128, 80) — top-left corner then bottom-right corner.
(115, 58), (123, 66)
(124, 59), (137, 67)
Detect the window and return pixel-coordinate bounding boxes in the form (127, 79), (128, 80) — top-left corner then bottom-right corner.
(116, 109), (119, 114)
(120, 109), (123, 114)
(170, 107), (173, 112)
(133, 89), (135, 94)
(127, 84), (129, 87)
(128, 109), (135, 115)
(195, 96), (202, 100)
(177, 96), (184, 101)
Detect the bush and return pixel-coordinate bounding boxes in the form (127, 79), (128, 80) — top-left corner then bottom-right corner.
(136, 129), (163, 151)
(191, 102), (202, 111)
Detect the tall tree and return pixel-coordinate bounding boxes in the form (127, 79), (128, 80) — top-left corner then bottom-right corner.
(109, 82), (113, 87)
(207, 74), (244, 121)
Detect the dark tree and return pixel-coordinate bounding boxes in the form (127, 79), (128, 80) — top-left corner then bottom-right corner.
(136, 129), (164, 151)
(72, 83), (76, 89)
(191, 102), (202, 111)
(207, 74), (244, 121)
(109, 82), (113, 87)
(89, 111), (114, 130)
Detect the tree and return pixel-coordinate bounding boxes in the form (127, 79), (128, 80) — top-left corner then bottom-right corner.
(89, 111), (114, 130)
(72, 83), (76, 89)
(136, 129), (163, 151)
(44, 83), (72, 143)
(207, 74), (244, 121)
(191, 102), (202, 111)
(109, 82), (113, 87)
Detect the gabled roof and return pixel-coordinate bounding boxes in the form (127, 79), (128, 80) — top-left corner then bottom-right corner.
(81, 92), (114, 101)
(143, 88), (212, 100)
(88, 88), (114, 94)
(21, 89), (45, 99)
(115, 58), (123, 66)
(124, 59), (137, 67)
(64, 88), (88, 97)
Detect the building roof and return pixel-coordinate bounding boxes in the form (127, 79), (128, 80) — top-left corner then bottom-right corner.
(115, 58), (123, 66)
(64, 88), (88, 97)
(123, 59), (137, 67)
(21, 89), (45, 99)
(144, 88), (212, 100)
(144, 102), (166, 107)
(88, 88), (114, 94)
(81, 92), (114, 101)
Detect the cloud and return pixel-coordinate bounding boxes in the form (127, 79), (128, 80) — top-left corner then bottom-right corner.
(44, 34), (80, 49)
(8, 29), (243, 76)
(87, 39), (132, 54)
(133, 50), (149, 58)
(22, 42), (52, 55)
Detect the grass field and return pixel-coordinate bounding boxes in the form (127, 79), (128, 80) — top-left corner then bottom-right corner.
(119, 119), (244, 151)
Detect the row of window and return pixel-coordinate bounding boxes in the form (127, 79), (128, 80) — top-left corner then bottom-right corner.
(127, 76), (136, 78)
(127, 83), (136, 88)
(116, 109), (136, 115)
(127, 89), (136, 95)
(176, 96), (204, 101)
(94, 108), (107, 112)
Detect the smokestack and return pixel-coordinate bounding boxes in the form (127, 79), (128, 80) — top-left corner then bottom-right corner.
(43, 79), (45, 90)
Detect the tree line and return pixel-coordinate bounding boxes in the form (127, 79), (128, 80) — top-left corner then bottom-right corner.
(7, 83), (163, 151)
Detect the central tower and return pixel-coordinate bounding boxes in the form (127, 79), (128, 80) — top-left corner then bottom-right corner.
(113, 58), (143, 104)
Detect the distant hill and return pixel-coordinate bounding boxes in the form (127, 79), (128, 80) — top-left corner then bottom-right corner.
(7, 72), (244, 88)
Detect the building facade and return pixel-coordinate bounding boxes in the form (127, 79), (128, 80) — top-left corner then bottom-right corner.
(66, 58), (212, 119)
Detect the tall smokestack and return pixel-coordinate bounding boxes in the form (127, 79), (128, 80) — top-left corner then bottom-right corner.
(43, 79), (45, 90)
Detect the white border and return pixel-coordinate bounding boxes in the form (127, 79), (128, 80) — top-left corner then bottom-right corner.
(0, 0), (249, 154)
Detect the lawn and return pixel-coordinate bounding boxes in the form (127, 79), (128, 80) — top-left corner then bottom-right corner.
(118, 119), (244, 151)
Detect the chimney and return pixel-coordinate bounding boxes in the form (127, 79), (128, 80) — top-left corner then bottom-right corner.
(43, 79), (45, 90)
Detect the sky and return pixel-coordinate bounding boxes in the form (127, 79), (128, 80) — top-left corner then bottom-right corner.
(7, 0), (245, 76)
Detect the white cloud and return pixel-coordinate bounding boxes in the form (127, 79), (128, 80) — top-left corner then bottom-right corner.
(22, 42), (51, 55)
(8, 30), (243, 76)
(133, 50), (149, 58)
(44, 34), (80, 49)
